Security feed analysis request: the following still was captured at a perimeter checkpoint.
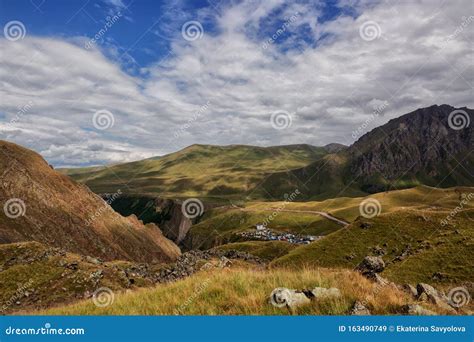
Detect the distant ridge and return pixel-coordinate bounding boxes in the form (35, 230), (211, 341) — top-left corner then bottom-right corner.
(258, 105), (473, 199)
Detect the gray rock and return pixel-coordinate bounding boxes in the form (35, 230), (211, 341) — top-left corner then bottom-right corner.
(269, 288), (311, 308)
(416, 283), (456, 312)
(356, 256), (385, 276)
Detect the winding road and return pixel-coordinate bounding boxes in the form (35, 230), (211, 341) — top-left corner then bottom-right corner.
(239, 207), (350, 226)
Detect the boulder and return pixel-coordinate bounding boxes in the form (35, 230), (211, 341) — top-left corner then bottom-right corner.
(416, 283), (446, 303)
(85, 256), (102, 265)
(355, 256), (385, 276)
(416, 283), (456, 312)
(269, 286), (342, 308)
(367, 273), (391, 286)
(269, 288), (311, 308)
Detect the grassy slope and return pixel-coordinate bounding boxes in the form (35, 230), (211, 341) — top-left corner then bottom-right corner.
(271, 207), (474, 285)
(184, 206), (341, 250)
(38, 267), (451, 315)
(215, 241), (297, 261)
(256, 153), (367, 200)
(61, 144), (327, 199)
(185, 186), (468, 250)
(0, 242), (160, 313)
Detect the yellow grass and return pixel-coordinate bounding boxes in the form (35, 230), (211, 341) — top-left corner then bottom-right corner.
(36, 267), (449, 316)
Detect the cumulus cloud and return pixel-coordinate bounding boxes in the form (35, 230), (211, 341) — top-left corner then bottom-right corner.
(0, 0), (472, 167)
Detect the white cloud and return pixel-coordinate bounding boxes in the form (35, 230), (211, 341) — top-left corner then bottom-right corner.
(0, 0), (472, 167)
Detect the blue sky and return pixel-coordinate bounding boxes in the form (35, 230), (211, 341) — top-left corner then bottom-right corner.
(0, 0), (472, 167)
(1, 0), (346, 74)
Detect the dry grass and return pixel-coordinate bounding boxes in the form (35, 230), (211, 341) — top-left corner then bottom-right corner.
(36, 267), (448, 316)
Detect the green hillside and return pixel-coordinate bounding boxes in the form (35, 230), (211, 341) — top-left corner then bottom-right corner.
(62, 144), (328, 199)
(185, 186), (470, 250)
(271, 205), (474, 285)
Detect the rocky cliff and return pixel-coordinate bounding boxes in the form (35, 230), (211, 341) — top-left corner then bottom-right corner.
(348, 104), (473, 190)
(257, 105), (473, 199)
(105, 195), (195, 244)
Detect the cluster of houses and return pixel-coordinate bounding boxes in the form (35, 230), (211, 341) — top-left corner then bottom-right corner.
(238, 224), (320, 245)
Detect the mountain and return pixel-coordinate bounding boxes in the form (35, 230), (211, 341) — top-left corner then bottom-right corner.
(0, 140), (180, 263)
(258, 105), (474, 200)
(62, 144), (328, 199)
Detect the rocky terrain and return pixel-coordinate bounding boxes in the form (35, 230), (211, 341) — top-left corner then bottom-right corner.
(0, 241), (263, 314)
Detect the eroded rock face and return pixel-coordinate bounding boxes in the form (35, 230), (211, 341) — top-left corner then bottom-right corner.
(349, 105), (474, 185)
(105, 195), (202, 244)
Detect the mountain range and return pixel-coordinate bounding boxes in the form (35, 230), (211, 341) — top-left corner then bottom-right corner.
(62, 105), (473, 201)
(0, 104), (473, 315)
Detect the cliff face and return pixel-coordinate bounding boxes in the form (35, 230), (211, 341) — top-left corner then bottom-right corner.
(106, 195), (194, 244)
(0, 140), (181, 263)
(348, 105), (473, 184)
(257, 105), (473, 199)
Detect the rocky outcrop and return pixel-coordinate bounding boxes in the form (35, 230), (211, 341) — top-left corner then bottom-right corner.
(106, 195), (197, 244)
(416, 283), (456, 312)
(355, 256), (385, 277)
(258, 105), (474, 199)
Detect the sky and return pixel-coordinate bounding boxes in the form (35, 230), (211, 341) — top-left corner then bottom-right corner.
(0, 0), (473, 167)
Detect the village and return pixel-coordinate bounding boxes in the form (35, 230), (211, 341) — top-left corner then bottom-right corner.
(239, 224), (320, 245)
